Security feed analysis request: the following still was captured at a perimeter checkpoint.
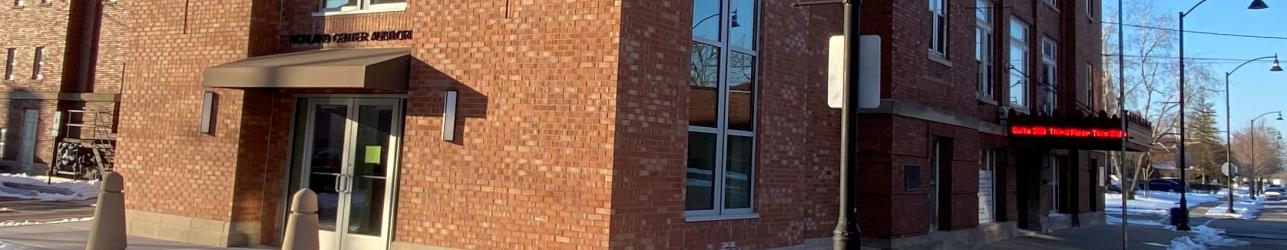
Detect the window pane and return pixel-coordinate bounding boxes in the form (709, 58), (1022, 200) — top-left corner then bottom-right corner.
(725, 135), (753, 209)
(689, 42), (720, 128)
(686, 132), (718, 211)
(976, 0), (990, 22)
(324, 0), (356, 8)
(1009, 19), (1026, 41)
(1009, 44), (1026, 108)
(727, 52), (754, 131)
(370, 0), (404, 4)
(692, 0), (721, 41)
(729, 0), (756, 49)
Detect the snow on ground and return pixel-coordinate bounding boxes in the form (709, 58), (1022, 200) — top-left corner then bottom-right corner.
(0, 174), (98, 201)
(1165, 221), (1250, 250)
(0, 239), (28, 250)
(1204, 192), (1264, 220)
(1105, 191), (1221, 217)
(0, 217), (92, 227)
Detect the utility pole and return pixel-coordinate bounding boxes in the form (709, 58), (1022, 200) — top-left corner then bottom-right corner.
(795, 0), (863, 248)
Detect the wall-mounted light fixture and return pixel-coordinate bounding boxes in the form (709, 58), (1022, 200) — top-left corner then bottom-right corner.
(442, 90), (458, 141)
(199, 91), (216, 134)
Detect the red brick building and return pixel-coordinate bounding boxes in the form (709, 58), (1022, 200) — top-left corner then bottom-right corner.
(109, 0), (1139, 249)
(0, 0), (125, 174)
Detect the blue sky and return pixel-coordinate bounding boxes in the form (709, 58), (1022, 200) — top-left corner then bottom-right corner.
(1123, 1), (1287, 135)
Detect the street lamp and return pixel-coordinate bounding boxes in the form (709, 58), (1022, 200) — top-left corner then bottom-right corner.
(1249, 111), (1283, 200)
(1223, 55), (1282, 213)
(1177, 0), (1269, 231)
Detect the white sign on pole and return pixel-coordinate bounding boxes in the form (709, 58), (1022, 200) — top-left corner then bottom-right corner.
(1221, 162), (1238, 177)
(827, 35), (881, 109)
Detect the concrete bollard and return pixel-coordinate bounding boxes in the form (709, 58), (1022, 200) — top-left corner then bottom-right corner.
(86, 171), (126, 250)
(282, 188), (320, 250)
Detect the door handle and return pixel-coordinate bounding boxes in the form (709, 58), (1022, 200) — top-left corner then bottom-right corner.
(344, 174), (354, 193)
(336, 174), (349, 193)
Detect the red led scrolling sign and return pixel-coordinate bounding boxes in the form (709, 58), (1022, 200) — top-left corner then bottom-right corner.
(1009, 126), (1124, 139)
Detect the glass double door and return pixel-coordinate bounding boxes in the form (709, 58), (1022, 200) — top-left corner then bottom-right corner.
(299, 98), (402, 250)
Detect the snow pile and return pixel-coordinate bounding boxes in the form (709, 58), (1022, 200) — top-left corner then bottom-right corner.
(1190, 224), (1250, 247)
(0, 217), (93, 227)
(1165, 222), (1250, 250)
(0, 174), (98, 201)
(0, 240), (28, 250)
(1204, 192), (1264, 220)
(1167, 236), (1202, 250)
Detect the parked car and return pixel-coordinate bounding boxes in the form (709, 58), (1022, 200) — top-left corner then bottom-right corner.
(1265, 186), (1285, 201)
(1146, 179), (1183, 192)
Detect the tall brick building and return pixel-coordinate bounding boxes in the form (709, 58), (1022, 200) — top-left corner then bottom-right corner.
(0, 0), (125, 174)
(109, 0), (1146, 249)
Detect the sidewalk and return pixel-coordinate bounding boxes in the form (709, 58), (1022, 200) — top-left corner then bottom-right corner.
(0, 221), (264, 250)
(984, 223), (1187, 249)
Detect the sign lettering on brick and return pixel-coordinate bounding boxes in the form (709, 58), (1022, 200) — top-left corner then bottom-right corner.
(289, 30), (413, 45)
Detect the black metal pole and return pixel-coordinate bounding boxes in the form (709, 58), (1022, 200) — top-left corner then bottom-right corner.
(833, 0), (862, 248)
(1176, 11), (1191, 231)
(1118, 0), (1128, 248)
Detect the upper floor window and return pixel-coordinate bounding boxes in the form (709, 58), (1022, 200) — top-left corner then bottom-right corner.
(1045, 0), (1058, 10)
(1084, 62), (1094, 110)
(31, 47), (42, 80)
(1041, 38), (1057, 114)
(1008, 18), (1029, 110)
(976, 0), (994, 98)
(4, 48), (14, 81)
(929, 0), (949, 56)
(687, 0), (758, 220)
(321, 0), (406, 13)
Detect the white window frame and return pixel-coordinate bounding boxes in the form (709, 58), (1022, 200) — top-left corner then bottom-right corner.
(31, 46), (42, 80)
(1050, 156), (1061, 215)
(685, 0), (759, 221)
(929, 0), (949, 56)
(317, 0), (407, 15)
(1041, 37), (1057, 114)
(976, 0), (994, 98)
(1085, 62), (1094, 110)
(1045, 0), (1058, 10)
(1085, 0), (1095, 20)
(4, 48), (15, 81)
(1008, 17), (1029, 111)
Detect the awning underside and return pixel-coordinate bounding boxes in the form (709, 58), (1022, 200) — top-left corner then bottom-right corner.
(202, 48), (411, 91)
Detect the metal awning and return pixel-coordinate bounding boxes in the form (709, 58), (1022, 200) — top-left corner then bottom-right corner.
(202, 48), (411, 91)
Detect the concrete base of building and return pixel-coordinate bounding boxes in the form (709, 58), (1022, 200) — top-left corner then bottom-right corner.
(124, 209), (260, 247)
(1041, 212), (1106, 233)
(769, 222), (1021, 250)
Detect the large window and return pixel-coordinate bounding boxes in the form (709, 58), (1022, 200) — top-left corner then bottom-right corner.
(1008, 18), (1028, 110)
(1084, 62), (1094, 110)
(31, 47), (43, 80)
(975, 0), (994, 98)
(320, 0), (405, 13)
(929, 0), (949, 56)
(1041, 38), (1057, 114)
(687, 0), (758, 219)
(4, 48), (14, 81)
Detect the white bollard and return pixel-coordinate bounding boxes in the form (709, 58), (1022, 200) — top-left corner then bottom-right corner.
(86, 171), (126, 250)
(282, 188), (319, 250)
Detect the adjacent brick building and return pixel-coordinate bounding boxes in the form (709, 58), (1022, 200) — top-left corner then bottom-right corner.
(109, 0), (1140, 249)
(0, 0), (124, 174)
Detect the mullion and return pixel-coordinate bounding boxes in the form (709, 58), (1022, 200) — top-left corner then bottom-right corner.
(713, 0), (732, 215)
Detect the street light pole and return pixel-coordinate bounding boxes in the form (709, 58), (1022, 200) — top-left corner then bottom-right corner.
(1176, 0), (1269, 231)
(794, 0), (863, 248)
(1222, 55), (1281, 213)
(1246, 111), (1281, 200)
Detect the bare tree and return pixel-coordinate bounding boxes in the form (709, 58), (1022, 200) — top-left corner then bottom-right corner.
(1102, 0), (1221, 199)
(1231, 122), (1286, 189)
